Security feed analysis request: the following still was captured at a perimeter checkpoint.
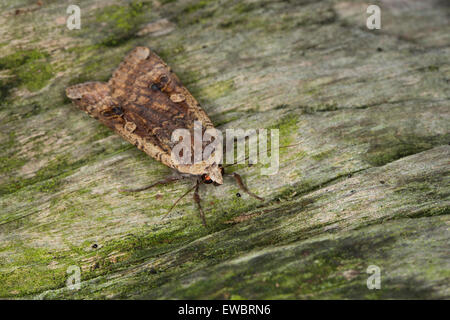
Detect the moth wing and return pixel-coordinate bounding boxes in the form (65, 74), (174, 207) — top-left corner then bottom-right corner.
(108, 47), (218, 174)
(109, 47), (214, 126)
(67, 47), (219, 175)
(66, 80), (174, 169)
(65, 81), (115, 116)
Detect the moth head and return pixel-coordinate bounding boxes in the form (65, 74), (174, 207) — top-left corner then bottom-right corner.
(201, 163), (224, 185)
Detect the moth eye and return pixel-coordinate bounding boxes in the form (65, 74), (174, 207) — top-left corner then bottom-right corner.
(151, 83), (160, 91)
(201, 174), (213, 184)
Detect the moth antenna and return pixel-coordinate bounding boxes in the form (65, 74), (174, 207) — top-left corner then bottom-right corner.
(161, 184), (197, 221)
(279, 142), (302, 149)
(228, 172), (264, 201)
(119, 176), (181, 193)
(223, 142), (301, 168)
(193, 181), (207, 227)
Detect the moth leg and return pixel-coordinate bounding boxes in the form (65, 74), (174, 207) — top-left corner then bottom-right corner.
(119, 176), (181, 193)
(161, 184), (197, 221)
(228, 173), (264, 201)
(193, 181), (207, 227)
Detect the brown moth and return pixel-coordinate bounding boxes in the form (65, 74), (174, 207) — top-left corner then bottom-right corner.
(66, 47), (263, 226)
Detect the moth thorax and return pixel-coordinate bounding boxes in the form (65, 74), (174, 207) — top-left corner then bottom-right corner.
(204, 163), (223, 185)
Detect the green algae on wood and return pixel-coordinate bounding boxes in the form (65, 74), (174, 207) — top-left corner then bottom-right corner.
(0, 0), (449, 300)
(0, 49), (53, 93)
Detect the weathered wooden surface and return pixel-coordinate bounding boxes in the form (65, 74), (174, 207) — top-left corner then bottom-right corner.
(0, 0), (449, 299)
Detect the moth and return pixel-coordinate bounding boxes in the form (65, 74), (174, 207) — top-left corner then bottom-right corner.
(66, 47), (263, 226)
